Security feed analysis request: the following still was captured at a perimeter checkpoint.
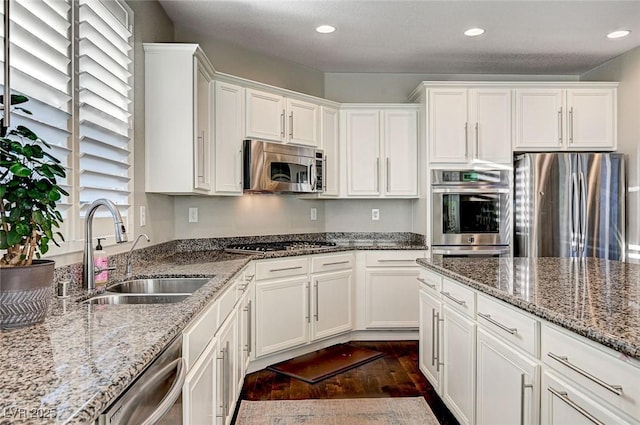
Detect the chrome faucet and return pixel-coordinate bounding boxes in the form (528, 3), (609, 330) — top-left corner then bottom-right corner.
(82, 199), (128, 291)
(125, 233), (150, 277)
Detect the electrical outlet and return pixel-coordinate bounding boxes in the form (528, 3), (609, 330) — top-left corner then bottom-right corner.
(372, 209), (380, 221)
(188, 207), (198, 223)
(310, 207), (317, 221)
(140, 206), (146, 227)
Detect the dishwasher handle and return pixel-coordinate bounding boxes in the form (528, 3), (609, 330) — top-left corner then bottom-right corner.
(140, 357), (186, 425)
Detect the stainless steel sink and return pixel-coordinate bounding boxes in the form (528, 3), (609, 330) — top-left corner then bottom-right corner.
(81, 294), (190, 305)
(107, 277), (211, 294)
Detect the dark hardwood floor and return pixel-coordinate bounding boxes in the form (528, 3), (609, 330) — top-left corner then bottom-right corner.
(234, 341), (460, 425)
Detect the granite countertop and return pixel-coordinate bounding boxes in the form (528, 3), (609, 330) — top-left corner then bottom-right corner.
(417, 257), (640, 360)
(0, 240), (427, 425)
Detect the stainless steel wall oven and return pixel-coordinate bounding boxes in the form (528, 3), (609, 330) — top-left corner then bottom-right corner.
(431, 169), (511, 257)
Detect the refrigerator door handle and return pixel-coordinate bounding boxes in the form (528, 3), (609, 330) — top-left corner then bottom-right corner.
(571, 172), (579, 251)
(579, 170), (587, 253)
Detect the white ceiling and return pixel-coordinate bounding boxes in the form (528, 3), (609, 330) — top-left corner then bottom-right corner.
(158, 0), (640, 75)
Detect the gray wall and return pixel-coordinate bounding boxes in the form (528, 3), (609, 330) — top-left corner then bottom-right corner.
(324, 200), (414, 233)
(174, 25), (325, 98)
(581, 46), (640, 263)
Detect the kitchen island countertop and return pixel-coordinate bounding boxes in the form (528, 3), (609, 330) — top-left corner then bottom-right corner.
(417, 257), (640, 361)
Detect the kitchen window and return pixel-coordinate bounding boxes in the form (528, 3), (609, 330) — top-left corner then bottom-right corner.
(0, 0), (133, 254)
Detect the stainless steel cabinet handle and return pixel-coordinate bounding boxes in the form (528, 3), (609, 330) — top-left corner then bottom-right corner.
(139, 358), (186, 425)
(376, 157), (380, 192)
(314, 281), (319, 321)
(3, 0), (10, 130)
(464, 122), (469, 159)
(322, 260), (350, 266)
(519, 374), (533, 425)
(306, 281), (310, 323)
(197, 131), (205, 179)
(245, 274), (255, 282)
(474, 122), (479, 159)
(431, 309), (437, 366)
(569, 106), (574, 144)
(269, 266), (303, 272)
(478, 312), (517, 335)
(440, 291), (466, 306)
(386, 158), (390, 192)
(548, 387), (605, 425)
(247, 300), (252, 355)
(417, 277), (436, 289)
(547, 352), (623, 396)
(216, 346), (226, 417)
(377, 259), (411, 263)
(280, 109), (285, 138)
(289, 111), (294, 137)
(435, 311), (444, 371)
(558, 107), (563, 144)
(237, 149), (243, 189)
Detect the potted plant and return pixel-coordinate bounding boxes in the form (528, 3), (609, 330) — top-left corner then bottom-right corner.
(0, 94), (67, 329)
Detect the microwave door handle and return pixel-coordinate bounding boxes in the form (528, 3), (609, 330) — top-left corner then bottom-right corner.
(139, 358), (186, 425)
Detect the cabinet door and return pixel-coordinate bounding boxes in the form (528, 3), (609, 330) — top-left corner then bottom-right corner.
(469, 89), (512, 164)
(311, 269), (353, 340)
(237, 283), (253, 391)
(382, 109), (418, 197)
(216, 310), (237, 425)
(419, 289), (442, 393)
(194, 62), (212, 191)
(442, 305), (476, 425)
(476, 328), (539, 425)
(245, 88), (285, 142)
(364, 268), (420, 328)
(514, 89), (564, 150)
(345, 110), (381, 196)
(429, 88), (468, 163)
(287, 98), (319, 147)
(254, 277), (309, 357)
(320, 106), (339, 196)
(566, 89), (615, 150)
(183, 338), (217, 425)
(214, 81), (243, 195)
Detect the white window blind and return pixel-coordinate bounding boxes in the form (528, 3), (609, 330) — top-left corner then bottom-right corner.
(0, 0), (72, 223)
(78, 0), (132, 220)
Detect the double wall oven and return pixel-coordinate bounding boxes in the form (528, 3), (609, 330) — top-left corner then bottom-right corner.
(431, 169), (511, 258)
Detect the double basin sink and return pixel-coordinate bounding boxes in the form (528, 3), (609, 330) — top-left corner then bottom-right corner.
(82, 277), (211, 305)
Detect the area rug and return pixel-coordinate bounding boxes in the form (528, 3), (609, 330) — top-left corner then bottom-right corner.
(235, 397), (440, 425)
(267, 343), (384, 383)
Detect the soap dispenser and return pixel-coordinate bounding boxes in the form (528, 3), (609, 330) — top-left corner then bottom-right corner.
(94, 238), (109, 289)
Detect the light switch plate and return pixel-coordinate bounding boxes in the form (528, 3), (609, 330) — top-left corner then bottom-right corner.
(372, 209), (380, 221)
(188, 207), (198, 223)
(140, 206), (146, 227)
(310, 207), (317, 221)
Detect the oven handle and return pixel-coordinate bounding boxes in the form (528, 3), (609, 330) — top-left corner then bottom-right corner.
(432, 187), (510, 194)
(432, 247), (510, 256)
(140, 357), (186, 425)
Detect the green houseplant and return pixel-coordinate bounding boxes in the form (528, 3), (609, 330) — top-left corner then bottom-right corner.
(0, 94), (68, 329)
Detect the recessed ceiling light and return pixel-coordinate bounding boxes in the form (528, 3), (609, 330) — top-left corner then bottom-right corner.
(464, 28), (485, 37)
(607, 30), (631, 39)
(316, 25), (336, 34)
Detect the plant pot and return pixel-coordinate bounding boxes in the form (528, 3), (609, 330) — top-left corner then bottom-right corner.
(0, 260), (54, 329)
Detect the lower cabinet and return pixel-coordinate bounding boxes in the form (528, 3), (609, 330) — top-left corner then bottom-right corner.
(311, 269), (353, 340)
(183, 337), (218, 425)
(476, 328), (539, 425)
(419, 288), (442, 392)
(216, 310), (238, 425)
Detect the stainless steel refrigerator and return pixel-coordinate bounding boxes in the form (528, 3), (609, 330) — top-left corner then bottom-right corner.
(514, 152), (625, 261)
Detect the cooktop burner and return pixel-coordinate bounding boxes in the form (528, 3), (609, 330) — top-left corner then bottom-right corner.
(225, 240), (336, 254)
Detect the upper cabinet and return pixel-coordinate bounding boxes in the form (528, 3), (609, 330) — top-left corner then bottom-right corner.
(213, 81), (244, 195)
(514, 86), (617, 151)
(319, 106), (340, 197)
(245, 88), (320, 147)
(342, 106), (418, 198)
(144, 44), (214, 194)
(428, 87), (512, 165)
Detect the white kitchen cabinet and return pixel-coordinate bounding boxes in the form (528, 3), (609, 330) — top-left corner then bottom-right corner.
(442, 304), (476, 425)
(215, 309), (238, 425)
(213, 81), (244, 195)
(318, 106), (339, 196)
(476, 328), (539, 425)
(428, 87), (511, 165)
(514, 87), (616, 151)
(236, 273), (254, 391)
(343, 106), (418, 198)
(419, 288), (442, 393)
(311, 269), (353, 340)
(245, 88), (319, 146)
(183, 337), (218, 425)
(144, 43), (214, 194)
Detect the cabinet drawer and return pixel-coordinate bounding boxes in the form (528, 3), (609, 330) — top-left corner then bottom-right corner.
(441, 278), (475, 317)
(542, 324), (640, 420)
(477, 294), (539, 357)
(417, 268), (442, 295)
(255, 257), (309, 280)
(311, 253), (354, 273)
(183, 299), (219, 371)
(365, 250), (424, 267)
(217, 279), (239, 326)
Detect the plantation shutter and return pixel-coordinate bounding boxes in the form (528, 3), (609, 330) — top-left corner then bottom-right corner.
(0, 0), (73, 216)
(77, 0), (132, 220)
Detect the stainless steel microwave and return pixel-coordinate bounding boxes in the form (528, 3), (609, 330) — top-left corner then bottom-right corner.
(243, 139), (324, 193)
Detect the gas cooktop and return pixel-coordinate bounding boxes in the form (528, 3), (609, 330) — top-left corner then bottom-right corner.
(225, 240), (336, 254)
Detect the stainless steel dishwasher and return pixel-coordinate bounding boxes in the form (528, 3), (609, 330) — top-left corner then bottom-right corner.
(97, 335), (185, 425)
